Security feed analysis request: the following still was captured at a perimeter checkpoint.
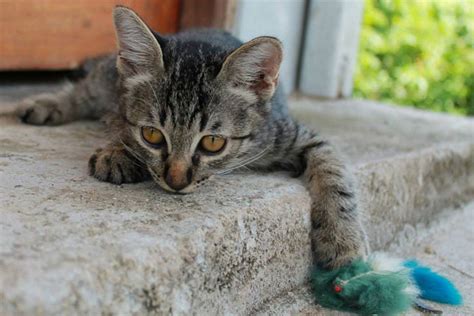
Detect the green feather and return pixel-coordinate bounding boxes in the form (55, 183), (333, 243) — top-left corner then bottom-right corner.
(312, 259), (414, 315)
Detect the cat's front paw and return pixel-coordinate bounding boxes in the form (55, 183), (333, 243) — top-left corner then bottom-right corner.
(312, 230), (362, 269)
(322, 252), (359, 270)
(88, 146), (148, 184)
(16, 95), (65, 126)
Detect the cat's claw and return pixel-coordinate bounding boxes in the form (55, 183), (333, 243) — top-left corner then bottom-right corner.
(88, 147), (149, 184)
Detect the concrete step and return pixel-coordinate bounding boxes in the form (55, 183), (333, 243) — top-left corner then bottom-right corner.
(0, 92), (473, 315)
(255, 201), (474, 315)
(289, 97), (474, 250)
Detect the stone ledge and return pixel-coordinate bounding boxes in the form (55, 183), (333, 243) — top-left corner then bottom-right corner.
(255, 202), (474, 315)
(1, 96), (473, 314)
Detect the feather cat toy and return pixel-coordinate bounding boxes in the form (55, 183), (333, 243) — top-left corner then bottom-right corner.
(312, 254), (462, 315)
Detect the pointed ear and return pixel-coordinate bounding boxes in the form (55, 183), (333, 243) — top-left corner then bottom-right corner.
(218, 37), (283, 101)
(113, 6), (164, 76)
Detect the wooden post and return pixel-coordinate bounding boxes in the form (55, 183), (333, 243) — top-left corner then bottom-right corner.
(233, 0), (306, 94)
(179, 0), (238, 31)
(299, 0), (364, 98)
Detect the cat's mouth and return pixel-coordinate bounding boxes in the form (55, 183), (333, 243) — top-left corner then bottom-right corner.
(158, 181), (195, 194)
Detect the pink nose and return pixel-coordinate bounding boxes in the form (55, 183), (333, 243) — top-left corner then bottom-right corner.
(165, 161), (192, 191)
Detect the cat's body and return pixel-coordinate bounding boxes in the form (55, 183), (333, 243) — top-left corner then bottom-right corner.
(16, 7), (365, 269)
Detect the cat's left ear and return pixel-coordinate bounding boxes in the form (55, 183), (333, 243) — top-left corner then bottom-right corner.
(218, 37), (283, 101)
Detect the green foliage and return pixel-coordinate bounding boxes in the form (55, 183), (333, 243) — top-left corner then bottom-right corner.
(354, 0), (474, 115)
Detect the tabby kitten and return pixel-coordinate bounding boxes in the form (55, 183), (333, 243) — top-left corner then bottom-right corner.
(16, 6), (365, 269)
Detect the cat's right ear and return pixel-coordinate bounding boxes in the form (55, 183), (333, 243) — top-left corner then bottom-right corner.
(113, 6), (164, 76)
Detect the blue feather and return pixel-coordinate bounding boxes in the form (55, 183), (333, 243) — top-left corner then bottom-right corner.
(404, 260), (463, 305)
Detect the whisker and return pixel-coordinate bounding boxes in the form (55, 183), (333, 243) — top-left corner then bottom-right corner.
(119, 139), (147, 168)
(217, 145), (271, 175)
(148, 168), (161, 182)
(225, 147), (269, 170)
(230, 148), (268, 167)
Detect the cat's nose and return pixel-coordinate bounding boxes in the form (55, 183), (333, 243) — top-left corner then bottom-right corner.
(164, 161), (192, 191)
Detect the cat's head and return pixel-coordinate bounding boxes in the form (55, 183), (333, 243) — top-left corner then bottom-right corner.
(113, 6), (283, 193)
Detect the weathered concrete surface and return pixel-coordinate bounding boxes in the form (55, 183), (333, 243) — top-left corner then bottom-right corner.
(0, 116), (312, 315)
(0, 90), (473, 314)
(256, 202), (474, 315)
(255, 98), (474, 315)
(290, 97), (474, 250)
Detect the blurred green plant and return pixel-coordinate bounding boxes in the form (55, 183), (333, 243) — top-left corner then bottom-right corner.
(354, 0), (474, 116)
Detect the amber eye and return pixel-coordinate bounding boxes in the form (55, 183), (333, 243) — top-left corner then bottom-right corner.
(141, 126), (165, 146)
(200, 135), (226, 153)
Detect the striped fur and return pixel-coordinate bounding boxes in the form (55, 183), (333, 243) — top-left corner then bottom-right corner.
(15, 6), (365, 269)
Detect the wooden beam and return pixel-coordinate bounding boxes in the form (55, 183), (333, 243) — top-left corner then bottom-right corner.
(179, 0), (237, 31)
(299, 0), (364, 98)
(0, 0), (180, 70)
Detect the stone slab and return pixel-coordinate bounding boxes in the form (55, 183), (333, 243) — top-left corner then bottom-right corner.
(256, 201), (474, 315)
(0, 90), (473, 314)
(0, 116), (312, 315)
